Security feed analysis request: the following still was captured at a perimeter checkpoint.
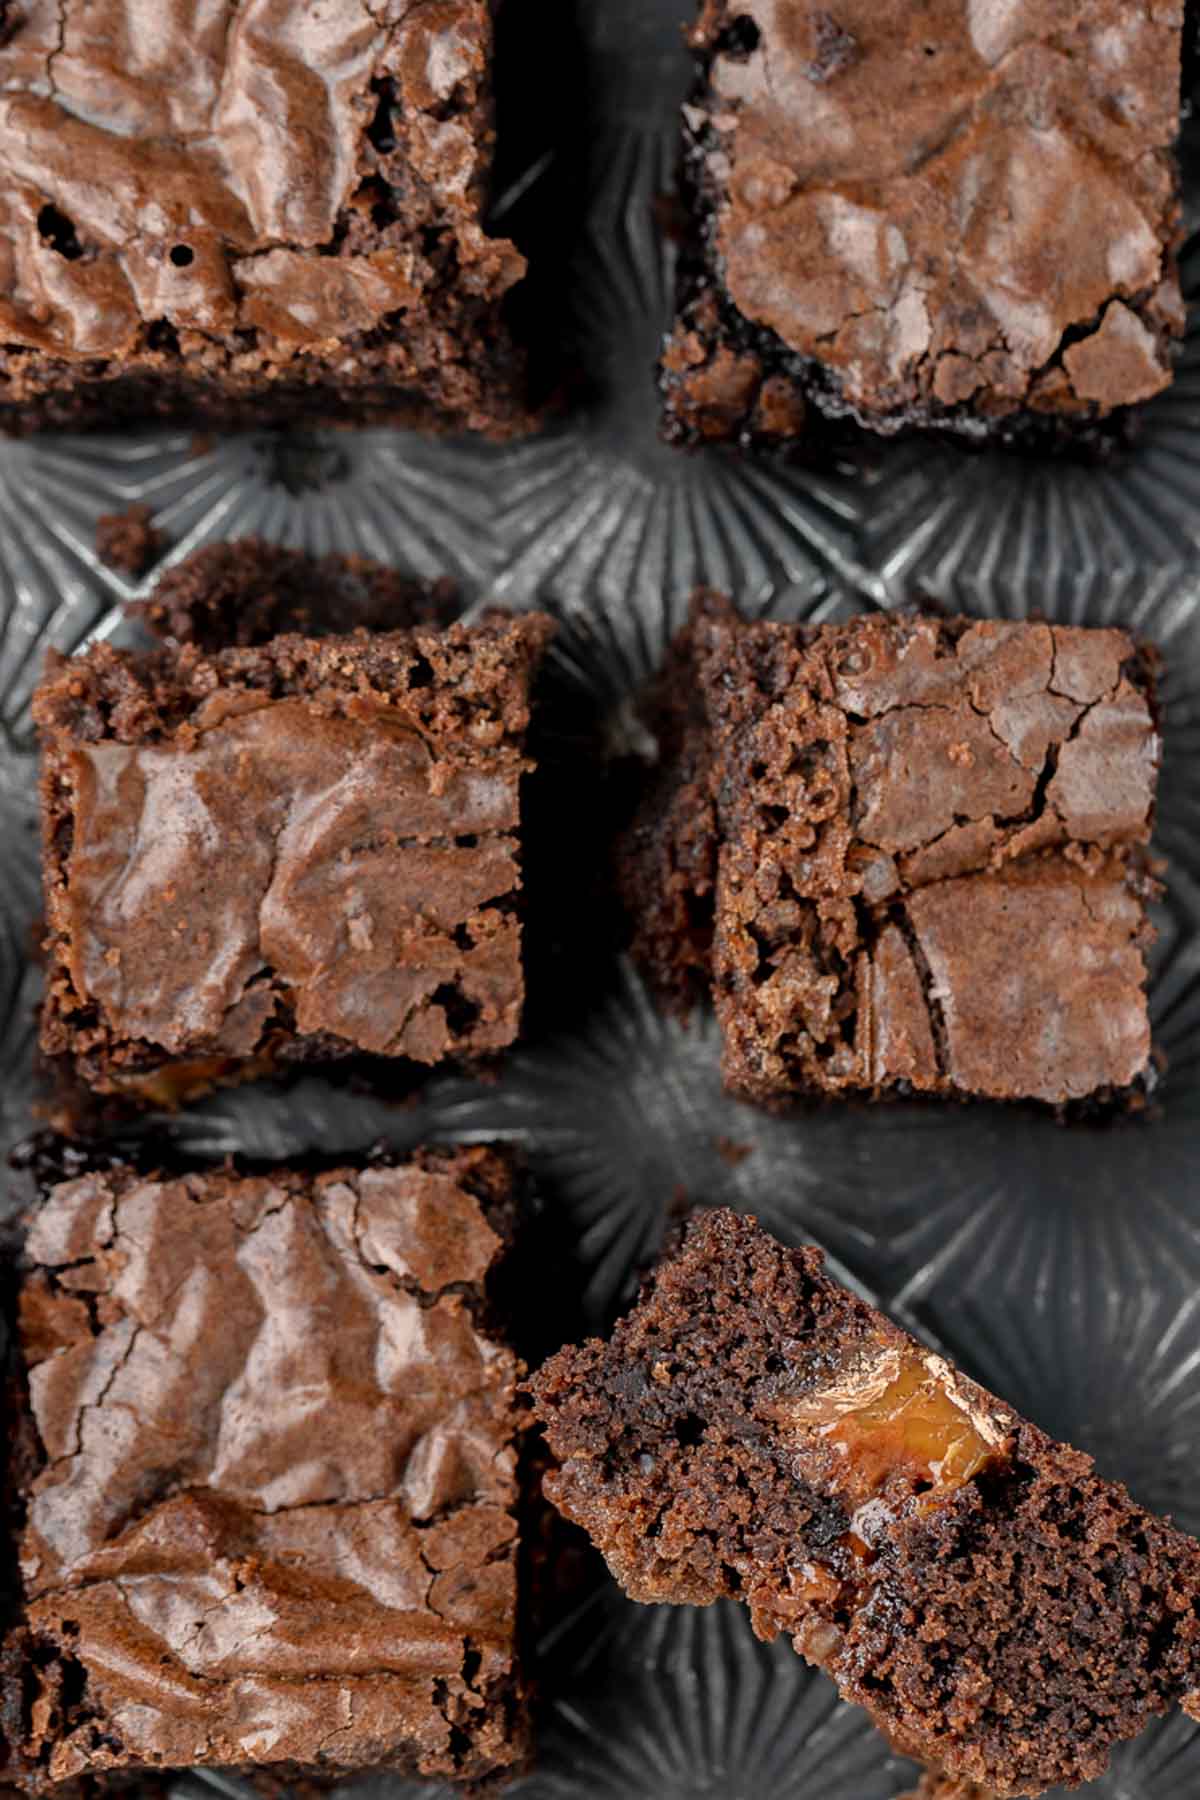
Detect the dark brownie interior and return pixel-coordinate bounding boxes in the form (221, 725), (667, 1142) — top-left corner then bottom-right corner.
(619, 598), (1161, 1110)
(0, 1145), (528, 1791)
(0, 2), (533, 436)
(34, 614), (553, 1105)
(661, 2), (1186, 450)
(531, 1208), (1200, 1797)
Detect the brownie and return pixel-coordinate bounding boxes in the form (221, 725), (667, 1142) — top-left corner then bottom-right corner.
(530, 1208), (1200, 1796)
(621, 599), (1161, 1110)
(661, 3), (1187, 450)
(34, 611), (553, 1108)
(130, 538), (459, 653)
(0, 1145), (528, 1791)
(0, 2), (531, 436)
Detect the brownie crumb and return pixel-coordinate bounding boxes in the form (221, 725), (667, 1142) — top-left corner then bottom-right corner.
(94, 503), (166, 579)
(714, 1136), (752, 1167)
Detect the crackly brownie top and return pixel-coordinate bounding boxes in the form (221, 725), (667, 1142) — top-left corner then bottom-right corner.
(13, 1149), (523, 1783)
(35, 616), (552, 1068)
(0, 0), (522, 361)
(695, 0), (1184, 418)
(531, 1209), (1200, 1795)
(692, 606), (1160, 1102)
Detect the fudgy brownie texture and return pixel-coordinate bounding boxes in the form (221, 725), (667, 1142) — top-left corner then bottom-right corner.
(34, 612), (553, 1108)
(0, 1), (532, 436)
(531, 1209), (1200, 1797)
(0, 1145), (528, 1790)
(130, 538), (458, 652)
(662, 3), (1187, 450)
(620, 598), (1161, 1109)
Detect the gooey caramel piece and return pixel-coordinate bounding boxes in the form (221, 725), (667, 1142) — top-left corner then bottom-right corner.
(828, 1356), (996, 1496)
(766, 1346), (1006, 1511)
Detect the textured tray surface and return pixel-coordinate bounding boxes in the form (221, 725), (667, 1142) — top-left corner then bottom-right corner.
(4, 3), (1200, 1796)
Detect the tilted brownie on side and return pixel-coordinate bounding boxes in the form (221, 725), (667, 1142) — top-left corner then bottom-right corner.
(0, 2), (532, 436)
(34, 611), (553, 1108)
(661, 3), (1186, 451)
(530, 1209), (1200, 1797)
(619, 598), (1161, 1111)
(0, 1145), (529, 1792)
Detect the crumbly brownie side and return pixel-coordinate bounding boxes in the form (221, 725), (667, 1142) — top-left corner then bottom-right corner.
(34, 614), (554, 1103)
(0, 3), (532, 436)
(530, 1209), (1200, 1797)
(695, 608), (1160, 1107)
(130, 539), (459, 651)
(661, 3), (1186, 452)
(1, 1146), (530, 1792)
(614, 591), (732, 1015)
(897, 1777), (996, 1800)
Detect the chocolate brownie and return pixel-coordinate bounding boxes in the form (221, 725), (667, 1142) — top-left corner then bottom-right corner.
(530, 1209), (1200, 1797)
(0, 1145), (528, 1790)
(0, 2), (532, 436)
(661, 3), (1187, 450)
(621, 599), (1161, 1109)
(130, 538), (459, 652)
(34, 611), (553, 1108)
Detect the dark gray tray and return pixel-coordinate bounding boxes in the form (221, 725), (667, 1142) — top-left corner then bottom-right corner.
(4, 3), (1200, 1796)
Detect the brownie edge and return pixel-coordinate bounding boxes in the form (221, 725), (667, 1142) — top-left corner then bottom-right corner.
(530, 1209), (1200, 1796)
(1, 1145), (530, 1792)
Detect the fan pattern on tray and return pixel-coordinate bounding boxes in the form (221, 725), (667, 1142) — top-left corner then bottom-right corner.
(3, 0), (1200, 1795)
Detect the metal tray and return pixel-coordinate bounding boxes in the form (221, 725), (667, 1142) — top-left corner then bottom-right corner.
(4, 3), (1200, 1795)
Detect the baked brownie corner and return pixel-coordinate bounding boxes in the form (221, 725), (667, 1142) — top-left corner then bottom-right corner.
(1, 1144), (530, 1791)
(530, 1208), (1200, 1796)
(663, 2), (1187, 450)
(0, 1), (535, 436)
(34, 609), (554, 1108)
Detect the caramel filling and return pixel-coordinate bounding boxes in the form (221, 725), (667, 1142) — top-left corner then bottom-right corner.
(827, 1358), (995, 1496)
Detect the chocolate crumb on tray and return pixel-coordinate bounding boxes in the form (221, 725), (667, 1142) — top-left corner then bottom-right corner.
(530, 1208), (1200, 1798)
(619, 596), (1162, 1114)
(0, 2), (535, 437)
(0, 1144), (530, 1791)
(93, 504), (166, 581)
(33, 608), (553, 1113)
(662, 3), (1187, 452)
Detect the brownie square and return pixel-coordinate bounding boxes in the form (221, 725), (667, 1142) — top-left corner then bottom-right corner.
(0, 2), (532, 436)
(530, 1208), (1200, 1794)
(34, 612), (553, 1106)
(1, 1145), (528, 1791)
(621, 600), (1161, 1109)
(661, 3), (1186, 449)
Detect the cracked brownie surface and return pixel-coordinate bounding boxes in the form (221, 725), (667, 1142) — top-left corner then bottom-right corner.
(34, 611), (553, 1107)
(662, 1), (1186, 448)
(530, 1209), (1200, 1797)
(1, 1145), (527, 1789)
(0, 1), (532, 435)
(620, 598), (1161, 1107)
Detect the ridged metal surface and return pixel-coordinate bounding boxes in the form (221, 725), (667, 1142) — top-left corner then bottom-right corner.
(3, 2), (1200, 1795)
